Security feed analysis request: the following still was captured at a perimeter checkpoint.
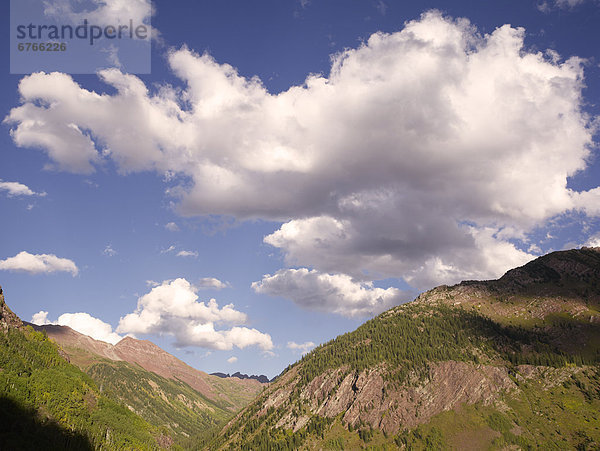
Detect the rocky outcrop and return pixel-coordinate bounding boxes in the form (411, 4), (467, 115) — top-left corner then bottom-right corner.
(0, 286), (23, 331)
(264, 361), (515, 435)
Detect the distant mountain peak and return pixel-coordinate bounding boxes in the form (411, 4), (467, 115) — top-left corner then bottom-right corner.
(211, 371), (272, 384)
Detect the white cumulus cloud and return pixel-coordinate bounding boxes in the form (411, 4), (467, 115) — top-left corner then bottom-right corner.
(0, 180), (46, 197)
(31, 310), (51, 325)
(176, 250), (198, 258)
(198, 277), (229, 290)
(165, 222), (180, 232)
(227, 356), (238, 364)
(0, 251), (78, 276)
(4, 11), (599, 313)
(117, 278), (273, 350)
(31, 311), (123, 345)
(56, 313), (123, 345)
(253, 269), (408, 317)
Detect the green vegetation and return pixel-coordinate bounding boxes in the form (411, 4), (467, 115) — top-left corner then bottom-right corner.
(216, 407), (334, 450)
(86, 360), (233, 442)
(217, 298), (600, 449)
(392, 366), (600, 449)
(0, 326), (162, 449)
(218, 366), (600, 450)
(293, 304), (597, 388)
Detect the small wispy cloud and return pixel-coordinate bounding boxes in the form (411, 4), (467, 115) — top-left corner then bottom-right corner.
(103, 245), (117, 257)
(177, 250), (198, 258)
(0, 180), (46, 197)
(537, 0), (587, 12)
(585, 234), (600, 247)
(227, 356), (238, 364)
(198, 277), (229, 290)
(287, 341), (316, 354)
(160, 245), (176, 254)
(165, 222), (180, 232)
(375, 0), (388, 15)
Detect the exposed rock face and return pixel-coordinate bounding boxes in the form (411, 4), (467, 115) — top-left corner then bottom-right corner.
(0, 286), (23, 331)
(260, 361), (515, 435)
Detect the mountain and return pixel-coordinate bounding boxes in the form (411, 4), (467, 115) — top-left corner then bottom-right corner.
(211, 372), (272, 384)
(213, 248), (600, 450)
(28, 321), (264, 444)
(0, 286), (166, 449)
(31, 322), (263, 410)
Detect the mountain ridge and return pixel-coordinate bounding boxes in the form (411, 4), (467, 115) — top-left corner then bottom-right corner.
(210, 371), (272, 384)
(213, 247), (600, 449)
(28, 321), (264, 412)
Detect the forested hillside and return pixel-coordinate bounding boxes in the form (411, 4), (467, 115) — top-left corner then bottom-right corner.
(0, 286), (166, 449)
(30, 322), (264, 446)
(213, 248), (600, 450)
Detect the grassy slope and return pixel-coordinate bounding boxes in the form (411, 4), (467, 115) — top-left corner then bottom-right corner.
(86, 359), (235, 442)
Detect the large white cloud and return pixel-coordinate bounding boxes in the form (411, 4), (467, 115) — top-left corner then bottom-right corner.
(264, 220), (535, 289)
(117, 278), (273, 350)
(56, 312), (124, 345)
(4, 11), (599, 313)
(31, 310), (123, 345)
(0, 251), (78, 276)
(253, 269), (408, 317)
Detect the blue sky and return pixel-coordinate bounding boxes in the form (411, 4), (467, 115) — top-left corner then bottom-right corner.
(0, 0), (599, 378)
